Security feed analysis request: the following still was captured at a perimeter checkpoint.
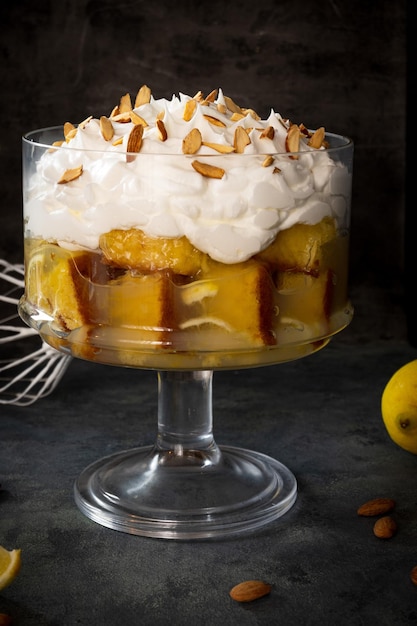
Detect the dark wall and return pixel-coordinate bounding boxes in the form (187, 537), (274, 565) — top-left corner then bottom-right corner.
(0, 0), (406, 291)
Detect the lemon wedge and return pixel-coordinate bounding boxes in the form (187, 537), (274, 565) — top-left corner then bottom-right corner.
(0, 546), (21, 591)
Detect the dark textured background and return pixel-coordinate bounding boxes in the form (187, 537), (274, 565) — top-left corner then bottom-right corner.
(0, 0), (406, 292)
(0, 5), (414, 624)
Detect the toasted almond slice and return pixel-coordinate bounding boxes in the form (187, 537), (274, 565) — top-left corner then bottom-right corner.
(231, 112), (245, 121)
(308, 126), (326, 149)
(234, 126), (251, 153)
(156, 110), (165, 120)
(242, 108), (260, 121)
(273, 166), (282, 174)
(204, 89), (218, 103)
(203, 114), (226, 128)
(217, 103), (227, 114)
(112, 137), (124, 146)
(201, 141), (234, 154)
(78, 115), (93, 129)
(51, 140), (64, 148)
(134, 84), (151, 108)
(130, 110), (148, 127)
(99, 116), (114, 141)
(57, 165), (83, 184)
(183, 99), (197, 121)
(192, 90), (204, 101)
(224, 95), (242, 114)
(262, 155), (274, 167)
(65, 128), (77, 142)
(119, 93), (132, 113)
(299, 123), (310, 137)
(278, 117), (290, 130)
(109, 105), (119, 118)
(156, 119), (168, 141)
(110, 112), (132, 123)
(192, 160), (225, 179)
(259, 126), (275, 140)
(64, 122), (76, 140)
(182, 128), (202, 154)
(126, 124), (144, 162)
(285, 124), (301, 158)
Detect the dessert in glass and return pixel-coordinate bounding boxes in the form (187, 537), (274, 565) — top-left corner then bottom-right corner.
(20, 86), (353, 539)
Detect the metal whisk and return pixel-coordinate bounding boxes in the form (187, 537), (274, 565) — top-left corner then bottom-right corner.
(0, 259), (71, 406)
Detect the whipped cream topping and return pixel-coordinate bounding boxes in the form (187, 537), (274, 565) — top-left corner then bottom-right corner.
(24, 88), (352, 264)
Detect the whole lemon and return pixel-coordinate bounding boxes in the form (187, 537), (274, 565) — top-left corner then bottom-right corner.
(381, 360), (417, 454)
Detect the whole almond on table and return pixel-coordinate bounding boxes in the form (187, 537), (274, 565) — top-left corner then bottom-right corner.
(373, 515), (397, 539)
(229, 580), (271, 602)
(357, 498), (395, 516)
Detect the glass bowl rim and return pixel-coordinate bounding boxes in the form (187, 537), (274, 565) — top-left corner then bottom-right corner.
(22, 125), (353, 158)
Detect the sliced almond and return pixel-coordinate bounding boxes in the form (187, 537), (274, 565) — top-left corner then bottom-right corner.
(119, 93), (132, 113)
(203, 114), (226, 128)
(299, 123), (310, 137)
(230, 112), (245, 122)
(216, 103), (227, 114)
(126, 124), (144, 162)
(308, 126), (326, 149)
(204, 89), (218, 102)
(156, 110), (165, 120)
(242, 108), (260, 121)
(224, 95), (242, 114)
(262, 155), (274, 167)
(99, 116), (114, 141)
(156, 119), (168, 141)
(183, 99), (197, 121)
(57, 165), (83, 184)
(192, 90), (204, 102)
(112, 137), (123, 146)
(285, 124), (301, 158)
(182, 128), (202, 154)
(64, 122), (77, 142)
(78, 115), (93, 129)
(234, 126), (251, 153)
(191, 160), (225, 179)
(65, 128), (77, 142)
(259, 126), (275, 140)
(130, 110), (148, 127)
(201, 141), (234, 154)
(278, 117), (290, 130)
(110, 112), (132, 123)
(109, 105), (119, 118)
(134, 84), (151, 108)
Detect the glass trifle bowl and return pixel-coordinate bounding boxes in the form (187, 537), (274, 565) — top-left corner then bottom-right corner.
(19, 87), (353, 539)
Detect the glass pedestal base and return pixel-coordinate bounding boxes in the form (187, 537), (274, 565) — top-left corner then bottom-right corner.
(74, 444), (297, 540)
